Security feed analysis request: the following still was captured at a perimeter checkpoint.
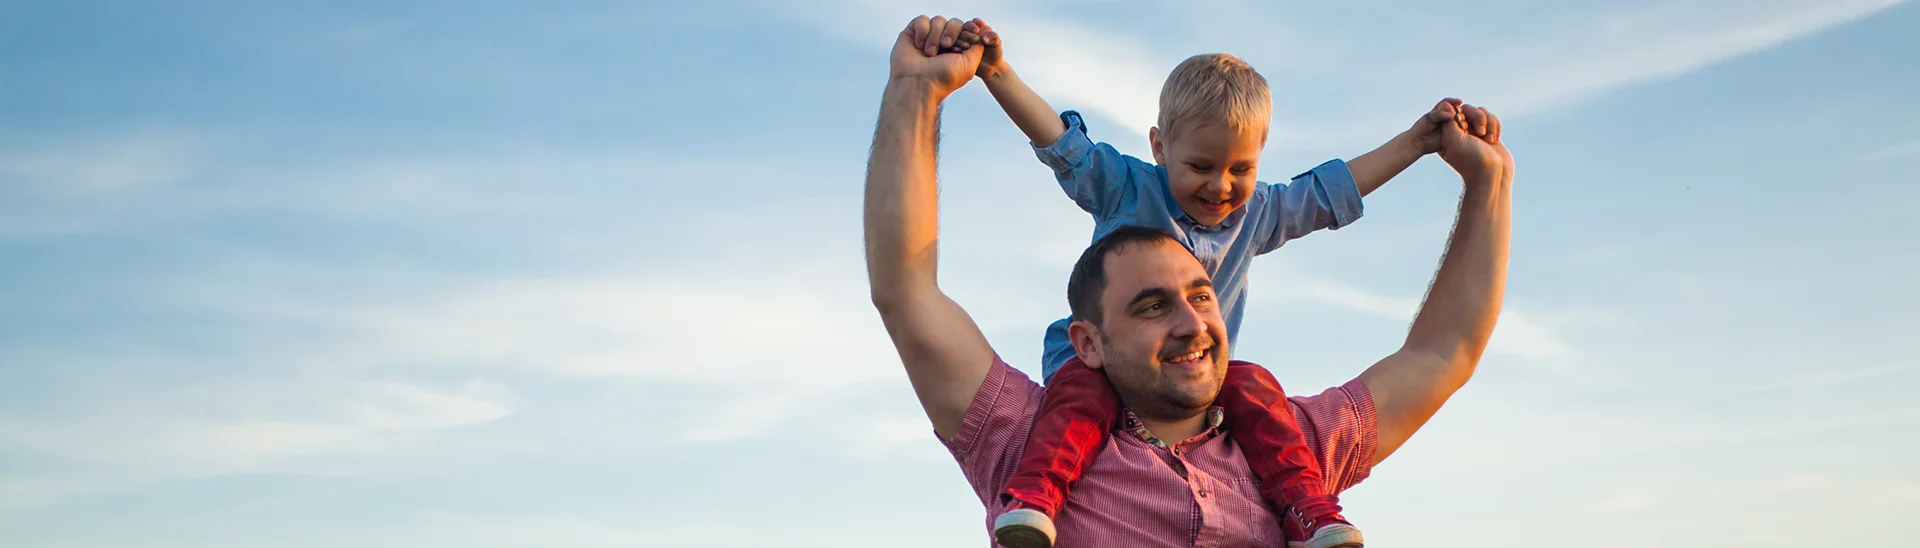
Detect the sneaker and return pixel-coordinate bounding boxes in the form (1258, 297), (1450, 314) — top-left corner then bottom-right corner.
(1281, 495), (1363, 548)
(992, 508), (1056, 548)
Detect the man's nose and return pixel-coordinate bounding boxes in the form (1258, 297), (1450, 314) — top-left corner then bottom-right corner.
(1170, 299), (1208, 338)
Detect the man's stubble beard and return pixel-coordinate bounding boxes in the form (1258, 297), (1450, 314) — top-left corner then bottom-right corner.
(1098, 333), (1227, 423)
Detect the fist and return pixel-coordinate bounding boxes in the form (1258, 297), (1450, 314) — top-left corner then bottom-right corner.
(889, 15), (985, 99)
(946, 19), (1006, 79)
(1437, 103), (1513, 183)
(1408, 98), (1465, 155)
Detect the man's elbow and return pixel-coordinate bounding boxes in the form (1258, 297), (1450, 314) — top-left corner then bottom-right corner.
(1401, 340), (1487, 389)
(870, 286), (907, 315)
(868, 279), (933, 318)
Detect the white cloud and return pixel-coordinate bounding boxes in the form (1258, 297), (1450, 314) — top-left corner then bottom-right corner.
(1865, 140), (1920, 161)
(803, 0), (1908, 150)
(350, 379), (520, 431)
(1720, 362), (1920, 396)
(1478, 0), (1909, 116)
(0, 131), (199, 195)
(1591, 487), (1658, 514)
(1280, 276), (1583, 366)
(0, 376), (520, 469)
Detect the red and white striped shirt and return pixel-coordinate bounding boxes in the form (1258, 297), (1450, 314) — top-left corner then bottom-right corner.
(942, 357), (1378, 548)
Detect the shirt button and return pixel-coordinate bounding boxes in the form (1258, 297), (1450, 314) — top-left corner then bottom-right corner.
(1198, 489), (1209, 498)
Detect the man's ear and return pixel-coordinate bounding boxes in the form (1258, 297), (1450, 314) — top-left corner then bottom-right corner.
(1149, 126), (1166, 166)
(1068, 319), (1104, 369)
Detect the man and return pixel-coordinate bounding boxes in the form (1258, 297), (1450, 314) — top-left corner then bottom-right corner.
(864, 15), (1514, 547)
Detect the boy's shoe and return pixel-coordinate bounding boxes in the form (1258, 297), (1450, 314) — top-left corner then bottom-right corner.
(992, 508), (1057, 548)
(1281, 495), (1363, 548)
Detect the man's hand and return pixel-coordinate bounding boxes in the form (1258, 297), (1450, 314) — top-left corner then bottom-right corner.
(890, 15), (984, 100)
(1437, 103), (1513, 183)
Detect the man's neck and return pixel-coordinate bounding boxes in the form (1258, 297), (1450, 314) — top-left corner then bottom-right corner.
(1135, 412), (1209, 445)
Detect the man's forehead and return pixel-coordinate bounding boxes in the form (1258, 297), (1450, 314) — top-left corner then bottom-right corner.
(1101, 240), (1208, 296)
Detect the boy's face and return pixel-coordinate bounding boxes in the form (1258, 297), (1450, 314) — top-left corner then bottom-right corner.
(1151, 121), (1266, 227)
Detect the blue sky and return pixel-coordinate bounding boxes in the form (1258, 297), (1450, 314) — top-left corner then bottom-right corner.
(2, 0), (1917, 546)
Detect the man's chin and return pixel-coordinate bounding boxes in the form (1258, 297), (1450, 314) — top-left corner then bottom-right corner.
(1162, 378), (1222, 410)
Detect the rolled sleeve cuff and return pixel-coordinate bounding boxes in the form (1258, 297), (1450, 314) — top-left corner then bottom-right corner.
(1032, 110), (1097, 173)
(1309, 159), (1365, 229)
(1336, 377), (1379, 491)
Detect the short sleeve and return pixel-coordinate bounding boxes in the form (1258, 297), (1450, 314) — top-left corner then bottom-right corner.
(940, 357), (1046, 506)
(1286, 378), (1379, 495)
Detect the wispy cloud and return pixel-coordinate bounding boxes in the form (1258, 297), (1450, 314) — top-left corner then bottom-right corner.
(1864, 140), (1920, 161)
(1721, 362), (1920, 396)
(0, 130), (199, 196)
(796, 0), (1172, 146)
(0, 377), (521, 467)
(1478, 0), (1909, 115)
(1277, 276), (1584, 366)
(805, 0), (1908, 151)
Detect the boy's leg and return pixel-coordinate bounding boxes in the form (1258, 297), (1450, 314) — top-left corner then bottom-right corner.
(1220, 360), (1323, 503)
(1220, 361), (1363, 548)
(1000, 356), (1121, 517)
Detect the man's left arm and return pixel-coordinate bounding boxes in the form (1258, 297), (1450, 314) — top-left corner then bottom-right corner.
(1357, 103), (1510, 464)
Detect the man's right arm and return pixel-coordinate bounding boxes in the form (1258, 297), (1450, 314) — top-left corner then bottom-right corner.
(866, 19), (997, 440)
(1358, 104), (1512, 464)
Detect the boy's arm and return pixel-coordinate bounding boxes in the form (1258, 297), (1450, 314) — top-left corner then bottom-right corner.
(955, 20), (1140, 218)
(1346, 99), (1465, 196)
(1250, 100), (1468, 254)
(1250, 160), (1366, 254)
(961, 20), (1068, 147)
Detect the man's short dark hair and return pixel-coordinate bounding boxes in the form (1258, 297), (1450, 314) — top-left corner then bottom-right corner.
(1066, 226), (1189, 326)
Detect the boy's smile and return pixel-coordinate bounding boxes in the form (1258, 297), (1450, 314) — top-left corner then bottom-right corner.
(1151, 121), (1267, 227)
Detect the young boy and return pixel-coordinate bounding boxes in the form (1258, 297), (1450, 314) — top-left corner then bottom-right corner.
(942, 20), (1469, 548)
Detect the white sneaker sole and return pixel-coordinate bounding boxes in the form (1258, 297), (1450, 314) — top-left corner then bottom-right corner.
(1304, 523), (1363, 548)
(992, 508), (1056, 548)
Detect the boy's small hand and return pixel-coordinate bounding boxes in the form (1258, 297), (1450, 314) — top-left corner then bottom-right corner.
(1408, 98), (1466, 155)
(943, 19), (1007, 79)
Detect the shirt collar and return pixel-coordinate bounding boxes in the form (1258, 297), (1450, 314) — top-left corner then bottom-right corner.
(1120, 407), (1227, 449)
(1177, 207), (1247, 231)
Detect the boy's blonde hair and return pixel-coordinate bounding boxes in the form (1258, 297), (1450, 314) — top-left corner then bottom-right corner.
(1157, 53), (1271, 139)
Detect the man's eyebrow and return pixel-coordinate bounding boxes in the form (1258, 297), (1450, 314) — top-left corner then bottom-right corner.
(1188, 277), (1214, 292)
(1125, 287), (1175, 311)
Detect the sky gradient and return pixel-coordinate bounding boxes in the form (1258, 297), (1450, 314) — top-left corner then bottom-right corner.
(3, 1), (1918, 546)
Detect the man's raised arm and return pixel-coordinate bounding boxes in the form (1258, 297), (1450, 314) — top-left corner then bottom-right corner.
(1359, 104), (1513, 463)
(865, 16), (996, 440)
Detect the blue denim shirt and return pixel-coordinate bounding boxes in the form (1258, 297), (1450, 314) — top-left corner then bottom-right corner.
(1039, 111), (1364, 381)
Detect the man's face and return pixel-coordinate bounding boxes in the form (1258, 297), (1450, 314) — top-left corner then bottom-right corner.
(1071, 240), (1231, 421)
(1151, 121), (1266, 227)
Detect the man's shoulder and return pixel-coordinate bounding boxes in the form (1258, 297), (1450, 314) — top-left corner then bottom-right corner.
(942, 356), (1042, 454)
(939, 357), (1047, 507)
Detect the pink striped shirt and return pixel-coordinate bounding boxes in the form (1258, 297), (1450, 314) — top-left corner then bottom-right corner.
(941, 357), (1378, 548)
